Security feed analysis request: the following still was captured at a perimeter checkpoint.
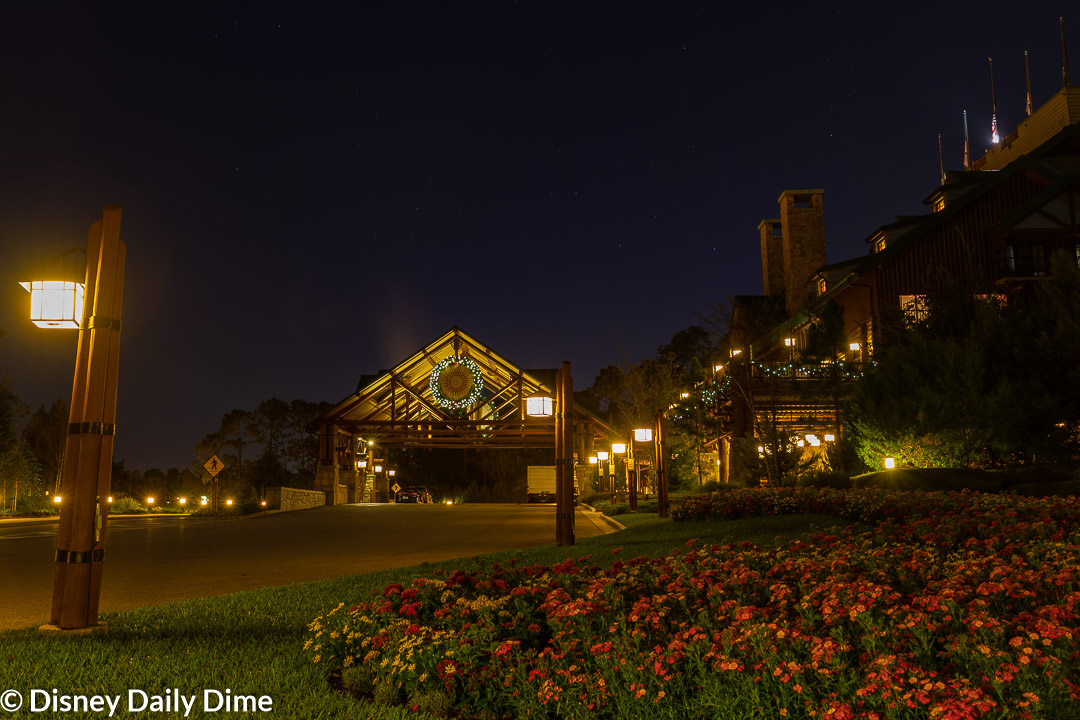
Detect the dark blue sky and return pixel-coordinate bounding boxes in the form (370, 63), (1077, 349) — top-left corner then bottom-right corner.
(0, 2), (1074, 469)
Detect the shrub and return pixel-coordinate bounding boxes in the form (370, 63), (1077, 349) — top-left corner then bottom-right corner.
(797, 469), (852, 489)
(109, 496), (145, 514)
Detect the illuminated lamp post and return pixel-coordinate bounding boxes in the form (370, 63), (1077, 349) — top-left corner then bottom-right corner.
(611, 443), (626, 503)
(525, 363), (574, 546)
(629, 427), (653, 511)
(25, 206), (126, 634)
(596, 450), (610, 498)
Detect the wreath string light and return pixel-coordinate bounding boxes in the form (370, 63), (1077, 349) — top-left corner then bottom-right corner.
(429, 355), (484, 411)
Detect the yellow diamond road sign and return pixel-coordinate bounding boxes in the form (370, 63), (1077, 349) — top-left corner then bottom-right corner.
(392, 483), (401, 493)
(204, 454), (226, 478)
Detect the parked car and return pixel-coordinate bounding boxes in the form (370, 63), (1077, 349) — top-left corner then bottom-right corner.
(395, 485), (433, 503)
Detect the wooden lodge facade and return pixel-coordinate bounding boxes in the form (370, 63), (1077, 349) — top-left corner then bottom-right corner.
(715, 86), (1080, 481)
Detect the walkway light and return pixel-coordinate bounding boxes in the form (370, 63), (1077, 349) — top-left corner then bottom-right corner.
(19, 280), (85, 329)
(588, 456), (598, 464)
(784, 337), (794, 347)
(824, 434), (835, 442)
(226, 499), (233, 506)
(388, 469), (396, 477)
(526, 395), (554, 418)
(849, 342), (861, 351)
(53, 495), (62, 504)
(884, 457), (896, 469)
(357, 459), (367, 469)
(146, 497), (154, 505)
(596, 450), (609, 461)
(179, 497), (187, 505)
(374, 464), (383, 473)
(612, 443), (626, 454)
(634, 428), (653, 442)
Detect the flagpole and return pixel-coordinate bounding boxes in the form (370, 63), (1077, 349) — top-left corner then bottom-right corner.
(989, 57), (1000, 144)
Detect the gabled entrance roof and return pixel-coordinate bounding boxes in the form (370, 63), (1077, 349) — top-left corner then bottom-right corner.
(315, 326), (616, 449)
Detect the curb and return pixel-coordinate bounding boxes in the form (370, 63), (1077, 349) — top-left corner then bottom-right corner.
(577, 504), (626, 533)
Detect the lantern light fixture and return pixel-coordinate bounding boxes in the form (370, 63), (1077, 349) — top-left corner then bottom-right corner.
(784, 337), (795, 347)
(388, 469), (396, 477)
(884, 457), (896, 469)
(611, 443), (626, 454)
(53, 495), (62, 504)
(849, 342), (861, 351)
(357, 460), (368, 468)
(634, 428), (653, 442)
(374, 464), (383, 473)
(19, 280), (85, 329)
(525, 395), (554, 418)
(588, 456), (598, 464)
(597, 450), (609, 461)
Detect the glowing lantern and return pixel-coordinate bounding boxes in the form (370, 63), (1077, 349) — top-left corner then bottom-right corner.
(611, 443), (626, 454)
(19, 280), (85, 329)
(596, 451), (609, 461)
(526, 395), (554, 418)
(634, 428), (653, 442)
(884, 457), (896, 469)
(588, 456), (598, 464)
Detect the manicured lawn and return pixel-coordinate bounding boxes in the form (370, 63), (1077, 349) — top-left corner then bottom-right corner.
(0, 510), (849, 719)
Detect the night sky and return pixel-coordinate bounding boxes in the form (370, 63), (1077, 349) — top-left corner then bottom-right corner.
(0, 3), (1074, 470)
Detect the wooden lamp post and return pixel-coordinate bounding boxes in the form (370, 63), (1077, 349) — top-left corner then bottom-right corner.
(24, 206), (126, 634)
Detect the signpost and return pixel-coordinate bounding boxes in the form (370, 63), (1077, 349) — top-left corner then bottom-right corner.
(204, 455), (225, 514)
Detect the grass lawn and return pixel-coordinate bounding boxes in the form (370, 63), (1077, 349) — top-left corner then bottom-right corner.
(0, 512), (853, 719)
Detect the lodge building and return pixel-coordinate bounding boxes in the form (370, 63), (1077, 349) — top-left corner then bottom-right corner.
(717, 86), (1080, 481)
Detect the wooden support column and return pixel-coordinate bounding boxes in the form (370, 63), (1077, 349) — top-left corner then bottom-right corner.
(47, 205), (125, 632)
(655, 410), (670, 518)
(555, 362), (574, 546)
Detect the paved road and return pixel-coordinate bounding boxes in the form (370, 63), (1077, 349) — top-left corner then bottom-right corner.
(0, 503), (614, 631)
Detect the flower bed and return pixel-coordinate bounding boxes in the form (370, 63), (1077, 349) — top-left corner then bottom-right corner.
(306, 488), (1080, 718)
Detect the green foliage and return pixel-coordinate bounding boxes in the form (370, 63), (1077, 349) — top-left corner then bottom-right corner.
(109, 496), (146, 514)
(850, 251), (1080, 469)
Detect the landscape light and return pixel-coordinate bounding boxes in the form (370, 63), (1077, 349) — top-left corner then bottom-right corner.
(849, 342), (861, 351)
(784, 337), (794, 347)
(884, 457), (896, 469)
(824, 434), (835, 442)
(388, 469), (396, 477)
(357, 460), (368, 468)
(261, 500), (267, 506)
(226, 499), (233, 506)
(146, 497), (154, 505)
(201, 498), (208, 506)
(374, 464), (383, 473)
(107, 496), (113, 503)
(179, 497), (186, 505)
(680, 392), (690, 399)
(634, 428), (653, 442)
(53, 495), (62, 504)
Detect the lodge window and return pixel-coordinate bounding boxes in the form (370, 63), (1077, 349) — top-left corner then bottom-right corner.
(899, 294), (929, 327)
(1032, 244), (1047, 276)
(1075, 243), (1080, 269)
(1001, 245), (1015, 273)
(933, 197), (946, 212)
(874, 238), (886, 253)
(818, 279), (827, 295)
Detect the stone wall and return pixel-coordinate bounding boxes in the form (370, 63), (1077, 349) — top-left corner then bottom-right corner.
(266, 486), (326, 512)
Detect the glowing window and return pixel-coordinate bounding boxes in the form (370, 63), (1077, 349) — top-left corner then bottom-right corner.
(899, 294), (929, 327)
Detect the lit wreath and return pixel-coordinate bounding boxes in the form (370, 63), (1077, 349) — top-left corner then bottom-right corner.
(429, 355), (484, 411)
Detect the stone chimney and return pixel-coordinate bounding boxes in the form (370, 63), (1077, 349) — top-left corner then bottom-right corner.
(758, 218), (784, 298)
(778, 189), (826, 315)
